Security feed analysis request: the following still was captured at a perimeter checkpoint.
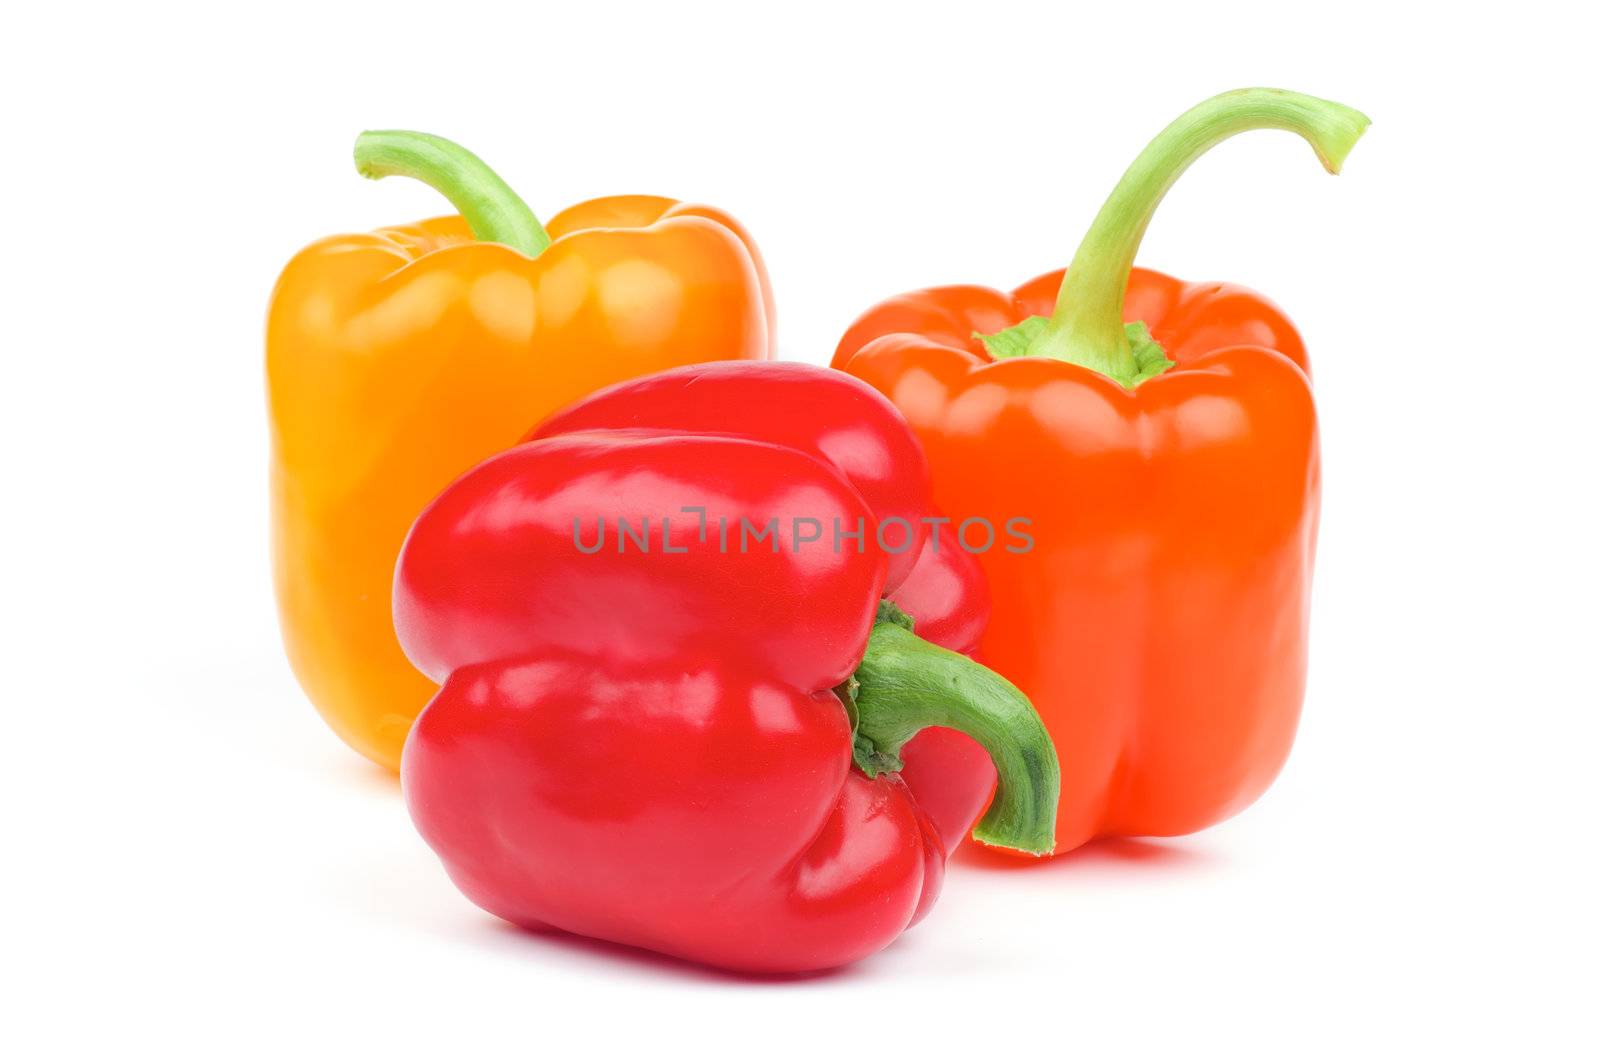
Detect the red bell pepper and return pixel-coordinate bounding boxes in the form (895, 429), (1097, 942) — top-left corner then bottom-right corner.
(394, 361), (1057, 973)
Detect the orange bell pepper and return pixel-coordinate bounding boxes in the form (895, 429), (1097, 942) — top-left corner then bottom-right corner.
(268, 131), (773, 770)
(832, 89), (1367, 853)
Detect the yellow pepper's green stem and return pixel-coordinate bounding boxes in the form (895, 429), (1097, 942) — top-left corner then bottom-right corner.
(354, 130), (550, 258)
(1026, 88), (1369, 384)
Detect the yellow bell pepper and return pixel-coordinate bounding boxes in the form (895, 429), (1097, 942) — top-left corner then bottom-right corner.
(268, 131), (774, 769)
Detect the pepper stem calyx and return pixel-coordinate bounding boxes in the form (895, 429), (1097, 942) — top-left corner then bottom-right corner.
(353, 130), (551, 257)
(981, 87), (1369, 387)
(846, 601), (1059, 855)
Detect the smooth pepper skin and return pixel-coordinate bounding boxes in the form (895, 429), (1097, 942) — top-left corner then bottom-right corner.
(834, 268), (1316, 852)
(831, 89), (1366, 854)
(520, 362), (1001, 856)
(269, 191), (773, 770)
(396, 363), (1034, 972)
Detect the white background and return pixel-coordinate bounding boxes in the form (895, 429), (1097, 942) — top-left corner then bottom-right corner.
(4, 2), (1596, 1055)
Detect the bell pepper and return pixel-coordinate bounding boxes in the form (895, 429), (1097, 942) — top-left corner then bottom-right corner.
(513, 360), (1003, 856)
(268, 131), (773, 770)
(831, 89), (1368, 854)
(394, 361), (1058, 972)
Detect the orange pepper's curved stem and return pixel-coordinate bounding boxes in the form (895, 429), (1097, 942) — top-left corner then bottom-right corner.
(1029, 88), (1369, 384)
(354, 130), (550, 257)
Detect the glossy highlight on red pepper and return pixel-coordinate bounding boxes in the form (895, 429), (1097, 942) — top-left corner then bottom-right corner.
(395, 362), (1057, 972)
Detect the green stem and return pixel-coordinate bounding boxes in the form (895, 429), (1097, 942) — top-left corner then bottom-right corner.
(1026, 88), (1369, 383)
(850, 603), (1058, 855)
(353, 130), (550, 257)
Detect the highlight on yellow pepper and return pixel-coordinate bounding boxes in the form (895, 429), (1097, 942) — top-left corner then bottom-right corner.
(267, 131), (775, 770)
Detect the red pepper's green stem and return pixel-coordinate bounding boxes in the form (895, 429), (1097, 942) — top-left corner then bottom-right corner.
(354, 130), (550, 257)
(851, 603), (1058, 855)
(1027, 88), (1369, 383)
